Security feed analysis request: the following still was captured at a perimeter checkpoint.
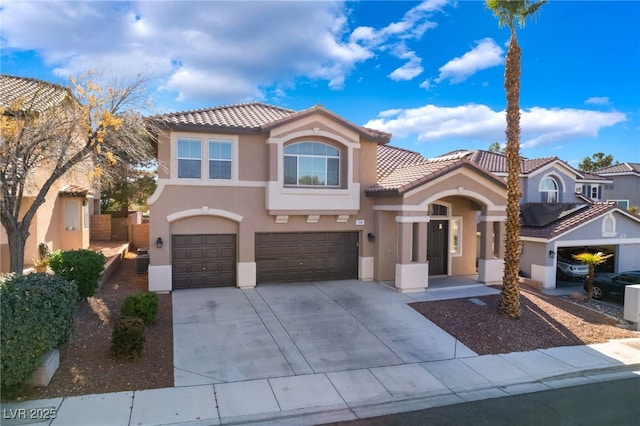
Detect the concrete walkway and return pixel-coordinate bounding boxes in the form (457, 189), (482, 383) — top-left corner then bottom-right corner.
(2, 282), (639, 426)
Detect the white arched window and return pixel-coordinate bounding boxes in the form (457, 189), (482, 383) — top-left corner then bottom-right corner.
(541, 177), (559, 203)
(284, 142), (340, 187)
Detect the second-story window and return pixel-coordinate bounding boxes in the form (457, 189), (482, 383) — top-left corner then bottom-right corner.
(284, 142), (340, 187)
(209, 140), (232, 179)
(581, 184), (602, 200)
(177, 138), (202, 179)
(541, 177), (559, 203)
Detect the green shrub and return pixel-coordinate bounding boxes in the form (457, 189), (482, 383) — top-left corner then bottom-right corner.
(49, 249), (105, 300)
(121, 292), (159, 325)
(0, 273), (77, 398)
(111, 317), (145, 359)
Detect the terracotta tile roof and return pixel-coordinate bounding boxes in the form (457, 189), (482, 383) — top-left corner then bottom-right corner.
(376, 145), (429, 180)
(263, 104), (392, 143)
(435, 149), (610, 181)
(59, 184), (92, 198)
(596, 162), (640, 175)
(0, 74), (72, 112)
(579, 170), (610, 181)
(436, 149), (560, 174)
(152, 102), (296, 130)
(151, 102), (392, 143)
(367, 156), (506, 195)
(520, 202), (617, 239)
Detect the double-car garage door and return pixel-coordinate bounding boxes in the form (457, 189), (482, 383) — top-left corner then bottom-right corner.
(172, 232), (358, 289)
(256, 232), (358, 284)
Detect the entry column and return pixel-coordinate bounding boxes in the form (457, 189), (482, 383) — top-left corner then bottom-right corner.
(477, 214), (506, 283)
(394, 215), (429, 293)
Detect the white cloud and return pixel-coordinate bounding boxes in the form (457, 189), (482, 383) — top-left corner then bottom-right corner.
(351, 0), (447, 81)
(0, 1), (373, 103)
(435, 38), (504, 84)
(0, 0), (451, 103)
(585, 96), (611, 105)
(388, 50), (423, 81)
(364, 104), (627, 148)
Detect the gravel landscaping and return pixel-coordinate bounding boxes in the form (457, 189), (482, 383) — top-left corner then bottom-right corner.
(8, 269), (638, 402)
(410, 285), (638, 355)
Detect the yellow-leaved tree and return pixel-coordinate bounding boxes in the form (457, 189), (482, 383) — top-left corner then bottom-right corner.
(0, 71), (157, 272)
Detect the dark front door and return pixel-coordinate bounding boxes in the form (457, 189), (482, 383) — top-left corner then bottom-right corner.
(255, 232), (358, 284)
(427, 220), (448, 275)
(172, 234), (236, 289)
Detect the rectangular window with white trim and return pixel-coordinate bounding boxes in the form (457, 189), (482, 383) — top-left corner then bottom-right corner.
(208, 140), (232, 180)
(177, 138), (202, 179)
(450, 218), (462, 256)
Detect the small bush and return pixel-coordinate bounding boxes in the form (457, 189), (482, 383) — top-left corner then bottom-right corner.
(121, 292), (159, 325)
(111, 317), (145, 359)
(49, 249), (105, 300)
(1, 273), (77, 398)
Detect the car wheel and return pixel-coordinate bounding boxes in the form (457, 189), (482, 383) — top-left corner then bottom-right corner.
(591, 285), (603, 300)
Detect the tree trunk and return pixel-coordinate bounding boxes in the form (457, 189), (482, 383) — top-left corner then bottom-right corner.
(498, 33), (523, 320)
(7, 225), (28, 273)
(586, 264), (594, 302)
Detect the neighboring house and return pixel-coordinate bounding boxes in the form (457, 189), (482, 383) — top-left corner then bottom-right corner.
(147, 103), (508, 293)
(595, 163), (640, 210)
(440, 150), (640, 289)
(0, 75), (95, 272)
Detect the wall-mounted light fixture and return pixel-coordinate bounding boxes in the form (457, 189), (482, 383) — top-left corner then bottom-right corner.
(548, 250), (555, 259)
(367, 232), (375, 242)
(156, 237), (163, 249)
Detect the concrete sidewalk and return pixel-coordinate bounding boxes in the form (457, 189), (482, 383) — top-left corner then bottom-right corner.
(2, 280), (639, 426)
(2, 339), (639, 425)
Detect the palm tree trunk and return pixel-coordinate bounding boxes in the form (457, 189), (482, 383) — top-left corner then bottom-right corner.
(498, 33), (523, 319)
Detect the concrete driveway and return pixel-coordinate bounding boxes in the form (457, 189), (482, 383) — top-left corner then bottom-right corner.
(172, 280), (494, 386)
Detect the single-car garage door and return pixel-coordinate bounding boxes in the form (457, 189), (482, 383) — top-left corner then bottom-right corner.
(172, 234), (236, 289)
(255, 232), (358, 284)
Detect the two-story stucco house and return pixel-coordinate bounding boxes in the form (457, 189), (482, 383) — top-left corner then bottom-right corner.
(440, 150), (640, 289)
(147, 103), (509, 293)
(0, 75), (95, 272)
(596, 163), (640, 211)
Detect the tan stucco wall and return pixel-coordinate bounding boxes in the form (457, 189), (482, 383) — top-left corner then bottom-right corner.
(373, 210), (398, 281)
(149, 184), (375, 267)
(444, 196), (480, 276)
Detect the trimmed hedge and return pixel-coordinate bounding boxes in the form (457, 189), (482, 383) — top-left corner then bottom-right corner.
(0, 273), (77, 398)
(121, 292), (159, 325)
(49, 249), (105, 300)
(111, 317), (145, 359)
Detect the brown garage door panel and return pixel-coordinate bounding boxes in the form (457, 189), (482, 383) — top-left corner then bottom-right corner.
(172, 234), (236, 289)
(255, 232), (358, 284)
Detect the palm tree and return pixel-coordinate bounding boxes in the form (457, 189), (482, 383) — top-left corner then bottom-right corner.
(573, 252), (614, 302)
(486, 0), (546, 319)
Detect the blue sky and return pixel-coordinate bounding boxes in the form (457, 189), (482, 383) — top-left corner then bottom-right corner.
(1, 0), (639, 166)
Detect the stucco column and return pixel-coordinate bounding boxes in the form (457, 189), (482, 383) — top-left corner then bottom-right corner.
(148, 215), (172, 293)
(397, 221), (413, 264)
(394, 216), (429, 293)
(417, 221), (428, 263)
(237, 223), (256, 289)
(495, 220), (506, 259)
(479, 218), (493, 260)
(478, 215), (504, 284)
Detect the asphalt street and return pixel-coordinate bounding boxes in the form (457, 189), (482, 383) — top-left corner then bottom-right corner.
(325, 376), (640, 426)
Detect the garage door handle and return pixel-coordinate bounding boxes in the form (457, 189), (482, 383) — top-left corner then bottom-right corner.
(202, 267), (206, 270)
